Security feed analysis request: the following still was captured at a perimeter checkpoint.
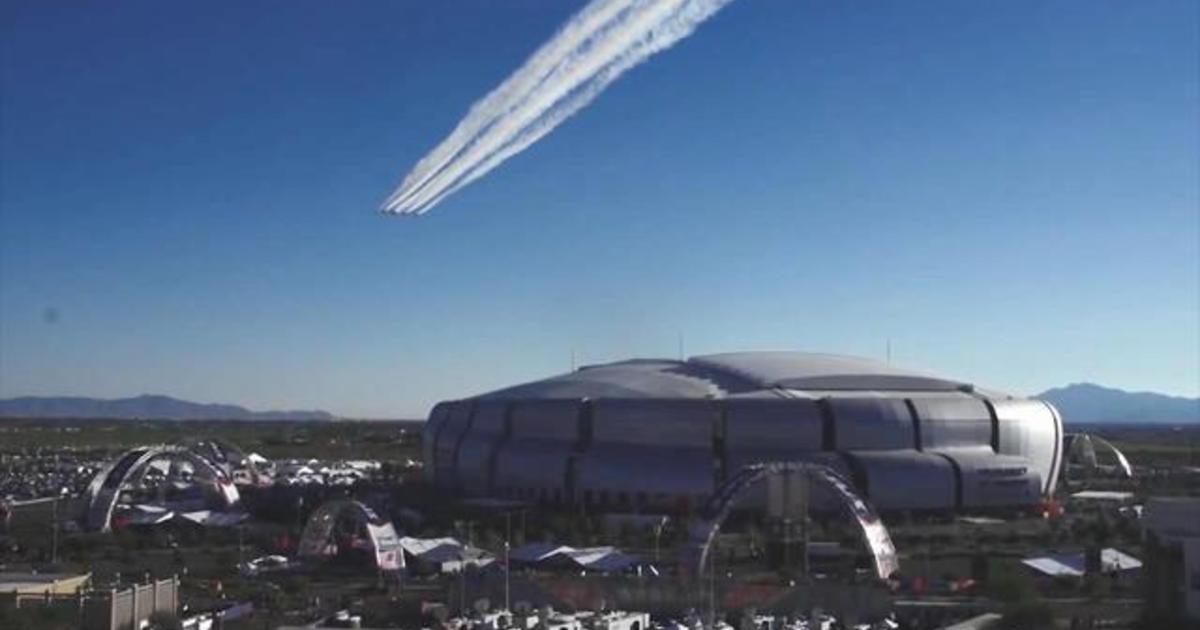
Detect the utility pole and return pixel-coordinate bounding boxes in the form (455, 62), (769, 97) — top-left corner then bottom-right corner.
(504, 512), (511, 612)
(457, 545), (469, 616)
(653, 517), (666, 563)
(782, 517), (791, 575)
(800, 470), (810, 579)
(51, 494), (59, 565)
(708, 537), (717, 630)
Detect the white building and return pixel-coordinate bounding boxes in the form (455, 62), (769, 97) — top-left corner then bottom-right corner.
(424, 352), (1064, 513)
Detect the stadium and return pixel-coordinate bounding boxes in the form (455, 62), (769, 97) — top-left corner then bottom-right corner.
(423, 352), (1064, 514)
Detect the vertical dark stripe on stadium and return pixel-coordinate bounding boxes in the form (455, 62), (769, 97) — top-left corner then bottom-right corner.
(428, 403), (453, 481)
(981, 399), (1000, 453)
(485, 402), (515, 496)
(905, 399), (923, 451)
(566, 399), (594, 508)
(450, 399), (479, 492)
(713, 401), (728, 490)
(818, 397), (837, 451)
(934, 453), (964, 511)
(838, 451), (869, 499)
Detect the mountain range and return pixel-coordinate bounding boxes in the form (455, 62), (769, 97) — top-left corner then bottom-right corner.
(1036, 383), (1199, 425)
(0, 384), (1195, 424)
(0, 394), (334, 421)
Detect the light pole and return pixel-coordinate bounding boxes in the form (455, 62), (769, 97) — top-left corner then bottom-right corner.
(800, 469), (810, 579)
(504, 511), (511, 612)
(708, 537), (717, 630)
(51, 493), (60, 565)
(654, 517), (667, 563)
(459, 552), (467, 615)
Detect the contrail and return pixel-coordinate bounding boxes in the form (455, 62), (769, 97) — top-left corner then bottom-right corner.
(382, 0), (736, 215)
(385, 0), (638, 211)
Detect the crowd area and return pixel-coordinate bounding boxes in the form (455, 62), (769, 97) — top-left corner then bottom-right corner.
(0, 447), (413, 505)
(0, 451), (103, 501)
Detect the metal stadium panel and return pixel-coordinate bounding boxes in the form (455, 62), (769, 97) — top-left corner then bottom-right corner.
(422, 352), (1065, 513)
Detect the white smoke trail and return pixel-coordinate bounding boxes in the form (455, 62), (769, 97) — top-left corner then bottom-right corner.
(396, 0), (686, 213)
(413, 0), (735, 214)
(382, 0), (735, 215)
(384, 0), (640, 211)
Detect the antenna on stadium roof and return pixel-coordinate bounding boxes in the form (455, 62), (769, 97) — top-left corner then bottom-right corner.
(886, 338), (892, 364)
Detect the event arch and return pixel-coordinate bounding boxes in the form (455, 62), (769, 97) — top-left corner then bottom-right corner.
(684, 462), (899, 580)
(190, 437), (267, 485)
(297, 499), (404, 571)
(190, 438), (248, 472)
(83, 445), (241, 532)
(1062, 433), (1133, 482)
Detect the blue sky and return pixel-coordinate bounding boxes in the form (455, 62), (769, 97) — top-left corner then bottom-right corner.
(2, 1), (1197, 418)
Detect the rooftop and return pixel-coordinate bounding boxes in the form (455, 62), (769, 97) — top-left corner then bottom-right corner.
(480, 351), (979, 400)
(0, 572), (91, 594)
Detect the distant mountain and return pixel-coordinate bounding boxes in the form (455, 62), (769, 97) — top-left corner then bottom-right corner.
(1037, 383), (1199, 425)
(0, 394), (334, 421)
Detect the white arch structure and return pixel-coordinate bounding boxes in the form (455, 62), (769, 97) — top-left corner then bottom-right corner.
(190, 438), (248, 472)
(685, 462), (899, 580)
(1062, 433), (1133, 481)
(297, 499), (404, 572)
(83, 445), (240, 533)
(190, 437), (268, 485)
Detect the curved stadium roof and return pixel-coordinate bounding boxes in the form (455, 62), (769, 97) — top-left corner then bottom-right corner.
(479, 351), (982, 400)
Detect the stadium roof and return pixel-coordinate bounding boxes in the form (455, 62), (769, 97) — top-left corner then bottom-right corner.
(480, 351), (978, 400)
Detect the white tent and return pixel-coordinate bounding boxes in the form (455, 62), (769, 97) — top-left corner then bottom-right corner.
(510, 543), (643, 573)
(120, 505), (175, 526)
(177, 510), (248, 528)
(1022, 548), (1142, 577)
(510, 542), (574, 564)
(398, 537), (494, 573)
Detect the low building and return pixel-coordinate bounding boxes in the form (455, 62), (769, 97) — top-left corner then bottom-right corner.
(0, 572), (91, 608)
(1143, 497), (1200, 622)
